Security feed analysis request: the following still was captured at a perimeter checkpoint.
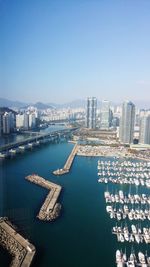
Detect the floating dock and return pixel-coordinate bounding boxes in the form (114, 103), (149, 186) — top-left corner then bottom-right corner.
(0, 217), (35, 267)
(25, 174), (62, 221)
(53, 143), (78, 175)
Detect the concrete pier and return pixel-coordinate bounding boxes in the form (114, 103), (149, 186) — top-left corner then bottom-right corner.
(0, 217), (35, 267)
(53, 143), (78, 175)
(25, 175), (62, 221)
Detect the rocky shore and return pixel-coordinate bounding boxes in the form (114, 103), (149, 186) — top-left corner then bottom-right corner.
(0, 217), (35, 267)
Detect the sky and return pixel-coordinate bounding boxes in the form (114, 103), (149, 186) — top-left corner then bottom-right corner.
(0, 0), (150, 104)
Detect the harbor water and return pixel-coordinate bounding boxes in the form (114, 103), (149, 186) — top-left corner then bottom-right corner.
(0, 140), (149, 267)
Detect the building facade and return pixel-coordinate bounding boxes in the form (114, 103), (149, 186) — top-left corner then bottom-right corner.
(139, 112), (150, 144)
(119, 101), (135, 144)
(16, 114), (24, 129)
(100, 100), (111, 129)
(2, 112), (11, 134)
(86, 97), (97, 129)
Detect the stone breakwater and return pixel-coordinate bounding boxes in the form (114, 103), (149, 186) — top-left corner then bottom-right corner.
(53, 143), (78, 175)
(25, 175), (62, 221)
(0, 217), (35, 267)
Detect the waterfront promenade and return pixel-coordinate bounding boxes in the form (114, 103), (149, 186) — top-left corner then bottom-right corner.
(77, 144), (150, 161)
(77, 144), (127, 157)
(53, 143), (78, 175)
(0, 217), (35, 267)
(25, 175), (62, 221)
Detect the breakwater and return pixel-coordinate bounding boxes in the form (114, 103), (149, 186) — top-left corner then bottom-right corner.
(25, 175), (62, 221)
(53, 143), (78, 175)
(0, 217), (35, 267)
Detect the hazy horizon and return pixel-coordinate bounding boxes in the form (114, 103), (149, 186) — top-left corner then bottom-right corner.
(1, 1), (150, 103)
(1, 96), (150, 109)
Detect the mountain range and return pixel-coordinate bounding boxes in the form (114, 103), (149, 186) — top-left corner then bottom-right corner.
(0, 98), (86, 109)
(0, 97), (149, 109)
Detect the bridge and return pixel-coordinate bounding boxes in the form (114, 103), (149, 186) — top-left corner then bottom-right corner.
(0, 128), (77, 153)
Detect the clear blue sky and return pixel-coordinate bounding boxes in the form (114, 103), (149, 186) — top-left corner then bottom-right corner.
(0, 0), (150, 104)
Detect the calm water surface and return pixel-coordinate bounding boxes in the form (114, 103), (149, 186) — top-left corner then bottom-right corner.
(0, 141), (149, 267)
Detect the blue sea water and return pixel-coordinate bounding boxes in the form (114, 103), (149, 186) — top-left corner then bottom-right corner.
(0, 140), (149, 267)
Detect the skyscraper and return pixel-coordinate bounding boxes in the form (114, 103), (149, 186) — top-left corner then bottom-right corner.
(16, 114), (24, 129)
(29, 113), (36, 129)
(139, 113), (150, 144)
(24, 113), (29, 130)
(86, 97), (97, 129)
(0, 114), (2, 136)
(100, 100), (111, 129)
(2, 112), (11, 134)
(119, 101), (135, 144)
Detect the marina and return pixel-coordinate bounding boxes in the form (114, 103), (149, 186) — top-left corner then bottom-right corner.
(0, 217), (35, 267)
(97, 158), (150, 266)
(104, 191), (150, 205)
(113, 224), (150, 244)
(98, 160), (150, 187)
(1, 139), (150, 267)
(116, 249), (150, 267)
(106, 205), (150, 221)
(25, 175), (62, 221)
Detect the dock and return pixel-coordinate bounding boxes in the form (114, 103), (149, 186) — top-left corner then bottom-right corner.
(53, 143), (78, 175)
(0, 217), (35, 267)
(25, 174), (62, 221)
(113, 231), (150, 244)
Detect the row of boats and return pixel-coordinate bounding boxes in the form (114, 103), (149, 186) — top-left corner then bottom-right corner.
(104, 191), (150, 205)
(98, 177), (150, 187)
(98, 160), (150, 182)
(98, 160), (150, 168)
(98, 172), (150, 179)
(116, 250), (150, 267)
(106, 205), (150, 221)
(113, 224), (150, 244)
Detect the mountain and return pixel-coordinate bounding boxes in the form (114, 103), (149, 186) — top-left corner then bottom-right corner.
(48, 99), (86, 109)
(0, 98), (54, 110)
(32, 102), (54, 109)
(0, 98), (27, 108)
(0, 97), (92, 109)
(134, 100), (150, 109)
(61, 99), (86, 108)
(0, 107), (17, 115)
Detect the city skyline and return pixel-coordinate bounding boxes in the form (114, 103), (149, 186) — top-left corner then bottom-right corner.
(1, 1), (150, 103)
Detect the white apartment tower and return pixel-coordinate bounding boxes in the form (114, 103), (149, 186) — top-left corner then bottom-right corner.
(16, 114), (24, 129)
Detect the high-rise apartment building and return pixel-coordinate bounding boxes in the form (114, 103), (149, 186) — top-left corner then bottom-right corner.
(139, 112), (150, 144)
(16, 114), (24, 129)
(29, 113), (36, 129)
(2, 112), (11, 134)
(0, 114), (2, 136)
(100, 100), (111, 129)
(24, 113), (29, 130)
(86, 97), (97, 129)
(119, 101), (135, 144)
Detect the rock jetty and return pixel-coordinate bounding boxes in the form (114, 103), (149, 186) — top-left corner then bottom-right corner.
(25, 174), (62, 221)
